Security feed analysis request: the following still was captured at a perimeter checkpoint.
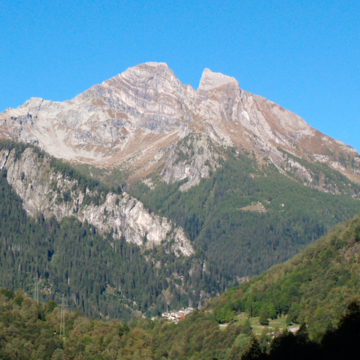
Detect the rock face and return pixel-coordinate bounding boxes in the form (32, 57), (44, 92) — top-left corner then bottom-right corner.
(1, 62), (359, 190)
(0, 147), (194, 257)
(160, 132), (223, 191)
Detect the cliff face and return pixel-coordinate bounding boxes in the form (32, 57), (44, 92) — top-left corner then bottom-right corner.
(0, 147), (194, 257)
(160, 132), (223, 191)
(1, 62), (359, 191)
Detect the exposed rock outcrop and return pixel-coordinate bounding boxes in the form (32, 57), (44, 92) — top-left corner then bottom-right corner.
(0, 147), (194, 256)
(160, 133), (223, 191)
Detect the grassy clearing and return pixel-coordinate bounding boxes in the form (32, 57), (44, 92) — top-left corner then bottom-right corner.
(232, 314), (293, 335)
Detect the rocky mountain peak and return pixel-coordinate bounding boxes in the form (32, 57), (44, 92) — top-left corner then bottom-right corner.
(0, 62), (359, 190)
(198, 68), (239, 92)
(105, 61), (182, 92)
(21, 97), (43, 109)
(143, 61), (169, 67)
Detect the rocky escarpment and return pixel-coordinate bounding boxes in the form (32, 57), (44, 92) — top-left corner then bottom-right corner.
(1, 62), (360, 191)
(157, 132), (223, 191)
(0, 147), (194, 256)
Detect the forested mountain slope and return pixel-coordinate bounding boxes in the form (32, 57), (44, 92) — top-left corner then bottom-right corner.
(131, 149), (360, 278)
(1, 139), (360, 323)
(0, 140), (227, 319)
(210, 211), (360, 336)
(2, 212), (360, 359)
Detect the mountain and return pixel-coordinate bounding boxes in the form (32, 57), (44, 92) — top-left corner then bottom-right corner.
(1, 63), (360, 304)
(1, 62), (360, 190)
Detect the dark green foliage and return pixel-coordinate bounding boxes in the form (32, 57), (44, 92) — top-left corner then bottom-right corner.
(242, 337), (266, 360)
(259, 311), (269, 326)
(46, 300), (57, 314)
(0, 289), (15, 299)
(131, 151), (360, 279)
(242, 301), (360, 360)
(319, 301), (360, 359)
(117, 322), (130, 337)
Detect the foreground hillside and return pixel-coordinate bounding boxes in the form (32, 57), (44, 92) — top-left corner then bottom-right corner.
(1, 290), (360, 359)
(210, 211), (360, 337)
(0, 288), (257, 359)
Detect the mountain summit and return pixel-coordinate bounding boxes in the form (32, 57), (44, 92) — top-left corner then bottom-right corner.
(0, 62), (359, 188)
(198, 68), (239, 91)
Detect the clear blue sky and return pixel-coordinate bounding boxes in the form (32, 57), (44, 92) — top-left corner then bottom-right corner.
(1, 0), (359, 151)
